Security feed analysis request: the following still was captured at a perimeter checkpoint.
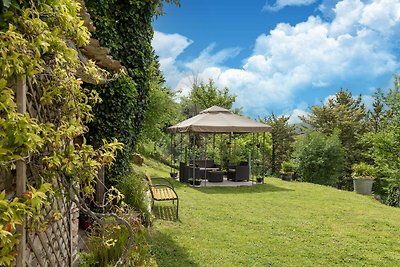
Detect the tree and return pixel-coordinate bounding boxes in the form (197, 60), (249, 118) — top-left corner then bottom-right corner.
(301, 89), (368, 188)
(363, 76), (400, 206)
(368, 89), (385, 133)
(265, 114), (295, 175)
(181, 78), (237, 117)
(294, 131), (344, 186)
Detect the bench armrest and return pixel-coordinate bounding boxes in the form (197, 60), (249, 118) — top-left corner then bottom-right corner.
(152, 177), (175, 189)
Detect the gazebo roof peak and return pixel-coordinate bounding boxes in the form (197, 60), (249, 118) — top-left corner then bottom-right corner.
(200, 106), (230, 114)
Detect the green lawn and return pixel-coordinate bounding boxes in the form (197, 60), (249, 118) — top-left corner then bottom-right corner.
(149, 178), (400, 266)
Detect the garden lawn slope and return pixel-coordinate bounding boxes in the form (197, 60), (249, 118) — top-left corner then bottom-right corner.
(150, 178), (400, 266)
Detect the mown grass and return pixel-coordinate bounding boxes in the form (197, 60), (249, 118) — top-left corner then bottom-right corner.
(149, 177), (400, 266)
(133, 156), (172, 178)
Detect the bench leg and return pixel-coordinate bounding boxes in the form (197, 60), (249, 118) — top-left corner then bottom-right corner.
(176, 197), (179, 219)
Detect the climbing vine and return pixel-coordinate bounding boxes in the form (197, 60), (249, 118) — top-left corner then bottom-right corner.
(0, 1), (134, 265)
(85, 0), (179, 183)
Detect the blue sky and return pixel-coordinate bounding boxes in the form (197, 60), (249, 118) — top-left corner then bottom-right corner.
(152, 0), (400, 122)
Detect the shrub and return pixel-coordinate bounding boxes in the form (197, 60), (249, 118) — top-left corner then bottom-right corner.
(79, 210), (151, 267)
(280, 161), (295, 174)
(117, 173), (153, 226)
(294, 131), (344, 186)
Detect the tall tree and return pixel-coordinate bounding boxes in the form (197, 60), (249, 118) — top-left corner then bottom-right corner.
(181, 78), (237, 117)
(363, 76), (400, 206)
(368, 89), (385, 133)
(265, 114), (295, 175)
(301, 89), (368, 188)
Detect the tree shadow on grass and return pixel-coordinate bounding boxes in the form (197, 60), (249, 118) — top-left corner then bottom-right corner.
(150, 230), (199, 267)
(194, 183), (294, 194)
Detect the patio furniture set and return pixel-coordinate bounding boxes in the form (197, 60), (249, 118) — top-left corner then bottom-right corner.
(179, 159), (250, 183)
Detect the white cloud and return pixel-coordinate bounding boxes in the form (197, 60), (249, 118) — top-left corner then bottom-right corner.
(288, 109), (310, 124)
(152, 31), (192, 59)
(154, 0), (400, 117)
(263, 0), (317, 12)
(152, 31), (193, 87)
(185, 44), (241, 72)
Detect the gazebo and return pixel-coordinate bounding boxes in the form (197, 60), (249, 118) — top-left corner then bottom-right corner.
(167, 106), (272, 186)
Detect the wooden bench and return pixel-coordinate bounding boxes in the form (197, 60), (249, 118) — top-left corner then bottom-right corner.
(145, 174), (179, 219)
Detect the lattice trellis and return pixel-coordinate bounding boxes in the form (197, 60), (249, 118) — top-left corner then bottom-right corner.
(25, 193), (79, 267)
(2, 75), (80, 267)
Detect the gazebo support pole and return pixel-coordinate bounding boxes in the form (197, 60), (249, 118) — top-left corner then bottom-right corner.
(262, 132), (266, 184)
(180, 133), (183, 164)
(228, 133), (232, 167)
(170, 133), (173, 177)
(251, 133), (255, 184)
(204, 134), (207, 187)
(192, 134), (196, 186)
(213, 134), (216, 163)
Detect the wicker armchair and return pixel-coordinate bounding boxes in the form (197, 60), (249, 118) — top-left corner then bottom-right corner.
(227, 165), (249, 182)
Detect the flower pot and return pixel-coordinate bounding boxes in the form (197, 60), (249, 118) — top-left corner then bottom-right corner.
(188, 179), (201, 186)
(353, 178), (374, 195)
(280, 172), (293, 181)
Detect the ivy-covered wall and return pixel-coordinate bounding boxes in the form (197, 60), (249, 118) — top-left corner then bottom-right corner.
(85, 0), (162, 182)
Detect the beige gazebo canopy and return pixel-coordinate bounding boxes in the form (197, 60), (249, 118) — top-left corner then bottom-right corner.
(167, 106), (272, 133)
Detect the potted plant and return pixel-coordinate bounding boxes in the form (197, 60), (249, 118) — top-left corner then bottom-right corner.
(280, 161), (295, 181)
(352, 162), (376, 195)
(188, 178), (201, 186)
(170, 159), (178, 178)
(254, 160), (263, 183)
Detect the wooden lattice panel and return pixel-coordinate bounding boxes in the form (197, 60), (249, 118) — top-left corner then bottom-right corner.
(25, 195), (78, 267)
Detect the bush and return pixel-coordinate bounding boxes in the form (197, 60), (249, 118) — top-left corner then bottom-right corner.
(386, 184), (400, 207)
(294, 131), (344, 186)
(117, 173), (153, 226)
(79, 210), (151, 267)
(281, 161), (295, 174)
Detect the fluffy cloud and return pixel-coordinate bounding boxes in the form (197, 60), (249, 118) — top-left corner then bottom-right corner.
(263, 0), (317, 12)
(153, 0), (400, 117)
(288, 109), (310, 124)
(185, 44), (241, 72)
(152, 31), (193, 87)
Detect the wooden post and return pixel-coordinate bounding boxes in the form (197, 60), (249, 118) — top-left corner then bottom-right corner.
(16, 75), (26, 267)
(96, 165), (105, 205)
(262, 132), (266, 184)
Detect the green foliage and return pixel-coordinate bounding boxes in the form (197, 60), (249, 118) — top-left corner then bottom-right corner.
(139, 86), (181, 144)
(79, 211), (152, 267)
(181, 78), (237, 117)
(85, 0), (171, 185)
(87, 75), (138, 184)
(362, 75), (400, 206)
(117, 174), (153, 226)
(281, 160), (295, 174)
(301, 89), (368, 188)
(0, 183), (52, 266)
(265, 114), (295, 175)
(294, 131), (344, 186)
(368, 89), (385, 133)
(0, 1), (123, 264)
(351, 162), (376, 180)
